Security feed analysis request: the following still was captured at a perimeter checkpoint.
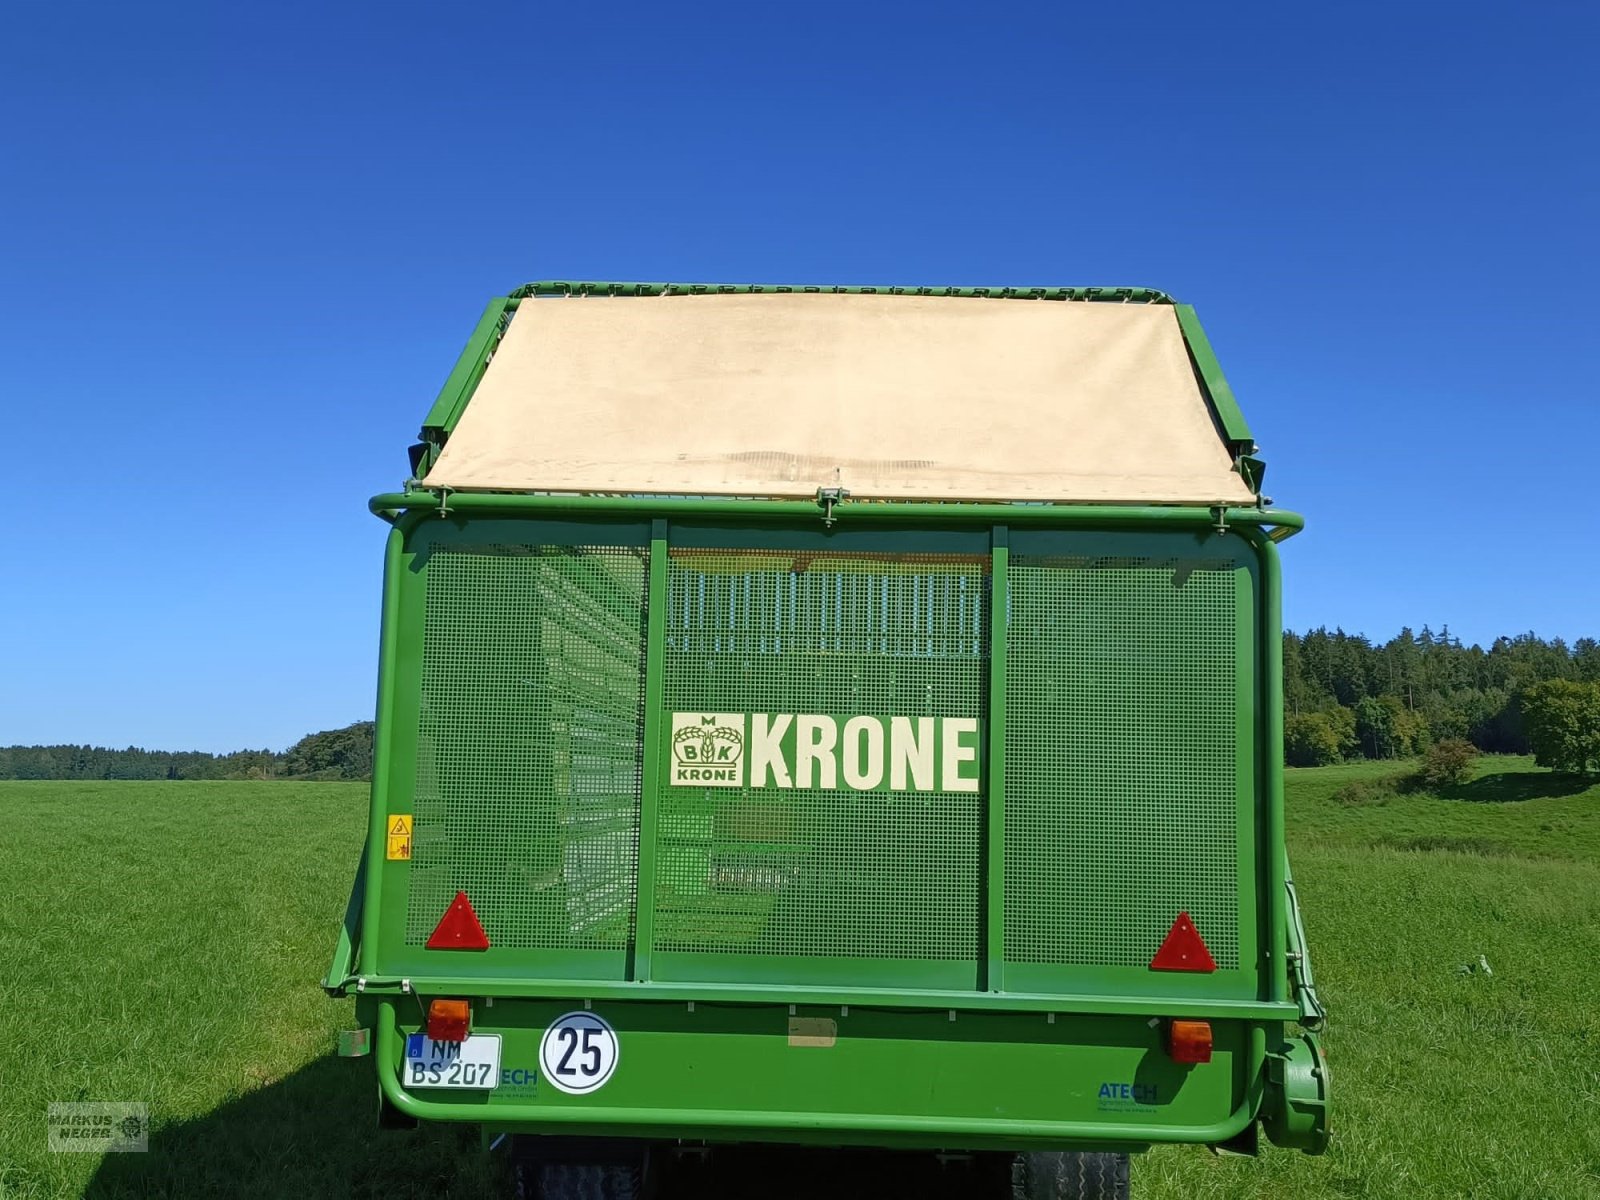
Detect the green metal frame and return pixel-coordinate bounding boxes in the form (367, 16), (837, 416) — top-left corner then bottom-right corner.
(323, 283), (1327, 1154)
(1172, 305), (1254, 453)
(412, 297), (515, 477)
(407, 282), (1262, 495)
(984, 527), (1008, 993)
(368, 997), (1272, 1152)
(1255, 529), (1290, 1006)
(330, 498), (1302, 1011)
(371, 492), (1303, 538)
(513, 281), (1174, 302)
(1284, 856), (1325, 1029)
(324, 496), (1299, 998)
(632, 521), (670, 982)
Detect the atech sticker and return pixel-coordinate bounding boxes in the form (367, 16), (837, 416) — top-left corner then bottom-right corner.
(386, 814), (413, 860)
(1096, 1081), (1159, 1111)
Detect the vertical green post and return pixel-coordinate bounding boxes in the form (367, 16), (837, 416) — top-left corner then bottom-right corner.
(358, 525), (408, 974)
(1253, 531), (1290, 1003)
(632, 520), (669, 981)
(984, 526), (1009, 992)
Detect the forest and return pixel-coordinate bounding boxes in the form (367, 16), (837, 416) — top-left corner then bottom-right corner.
(2, 626), (1598, 780)
(0, 721), (374, 781)
(1284, 626), (1600, 769)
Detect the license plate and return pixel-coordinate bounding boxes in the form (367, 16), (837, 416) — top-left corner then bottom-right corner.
(404, 1033), (501, 1090)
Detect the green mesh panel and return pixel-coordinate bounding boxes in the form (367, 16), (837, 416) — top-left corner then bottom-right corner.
(406, 544), (647, 950)
(656, 551), (988, 960)
(1004, 556), (1243, 970)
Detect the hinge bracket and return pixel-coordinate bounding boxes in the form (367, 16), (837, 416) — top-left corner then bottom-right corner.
(816, 486), (850, 527)
(1234, 451), (1267, 496)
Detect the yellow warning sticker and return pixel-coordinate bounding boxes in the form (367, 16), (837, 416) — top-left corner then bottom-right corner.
(386, 814), (413, 861)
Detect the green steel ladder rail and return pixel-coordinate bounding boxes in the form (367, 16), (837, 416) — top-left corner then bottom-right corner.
(371, 491), (1305, 538)
(513, 281), (1174, 303)
(321, 849), (367, 995)
(1284, 856), (1326, 1030)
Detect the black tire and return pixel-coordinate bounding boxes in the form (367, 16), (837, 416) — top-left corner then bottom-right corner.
(524, 1161), (642, 1200)
(1009, 1152), (1130, 1200)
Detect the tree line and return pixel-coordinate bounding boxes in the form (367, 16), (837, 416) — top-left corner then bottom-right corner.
(4, 625), (1598, 782)
(0, 721), (374, 781)
(1285, 626), (1600, 772)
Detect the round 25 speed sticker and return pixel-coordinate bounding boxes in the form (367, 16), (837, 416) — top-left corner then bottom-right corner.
(539, 1011), (619, 1095)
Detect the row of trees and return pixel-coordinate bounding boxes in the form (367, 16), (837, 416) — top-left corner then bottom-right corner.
(0, 722), (374, 781)
(6, 625), (1598, 779)
(1285, 626), (1600, 772)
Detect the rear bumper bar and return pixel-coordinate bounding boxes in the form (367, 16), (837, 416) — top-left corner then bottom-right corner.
(368, 997), (1269, 1152)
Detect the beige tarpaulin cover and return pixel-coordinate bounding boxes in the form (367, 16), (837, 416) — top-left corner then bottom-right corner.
(423, 294), (1254, 505)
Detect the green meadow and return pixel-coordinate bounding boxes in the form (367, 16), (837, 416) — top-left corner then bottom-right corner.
(1140, 760), (1600, 1200)
(1, 760), (1597, 1198)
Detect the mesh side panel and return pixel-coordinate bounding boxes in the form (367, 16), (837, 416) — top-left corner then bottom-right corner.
(657, 551), (988, 960)
(406, 544), (647, 950)
(1004, 556), (1242, 969)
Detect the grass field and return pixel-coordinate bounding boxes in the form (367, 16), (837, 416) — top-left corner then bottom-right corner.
(2, 760), (1597, 1198)
(1139, 759), (1600, 1200)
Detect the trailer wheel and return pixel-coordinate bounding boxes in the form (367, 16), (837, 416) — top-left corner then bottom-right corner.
(1009, 1152), (1130, 1200)
(521, 1161), (642, 1200)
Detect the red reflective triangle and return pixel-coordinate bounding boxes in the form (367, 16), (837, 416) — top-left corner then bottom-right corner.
(426, 891), (490, 950)
(1150, 911), (1216, 972)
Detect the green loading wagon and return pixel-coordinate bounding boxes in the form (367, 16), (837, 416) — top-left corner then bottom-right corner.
(325, 282), (1329, 1198)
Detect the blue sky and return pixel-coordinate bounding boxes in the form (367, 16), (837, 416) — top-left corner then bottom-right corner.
(3, 2), (1595, 752)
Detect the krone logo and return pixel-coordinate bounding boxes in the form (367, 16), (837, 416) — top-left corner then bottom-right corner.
(670, 713), (746, 787)
(667, 712), (981, 792)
